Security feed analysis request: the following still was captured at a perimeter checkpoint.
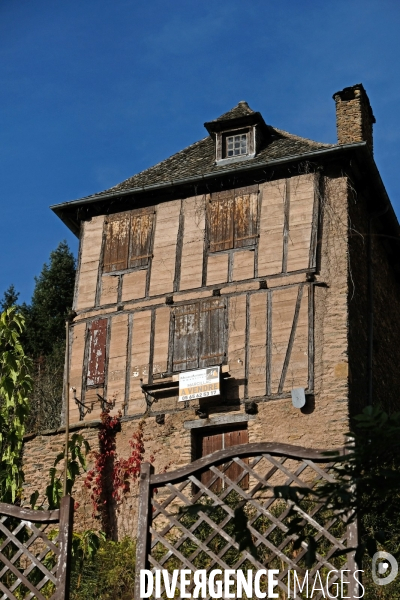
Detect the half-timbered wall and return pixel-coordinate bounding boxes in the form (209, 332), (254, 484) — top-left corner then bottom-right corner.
(23, 172), (353, 535)
(70, 173), (319, 424)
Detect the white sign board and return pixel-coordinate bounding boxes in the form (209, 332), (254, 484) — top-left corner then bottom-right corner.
(178, 367), (220, 402)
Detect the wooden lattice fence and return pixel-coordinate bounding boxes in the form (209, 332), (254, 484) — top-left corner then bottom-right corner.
(135, 443), (358, 599)
(0, 496), (73, 600)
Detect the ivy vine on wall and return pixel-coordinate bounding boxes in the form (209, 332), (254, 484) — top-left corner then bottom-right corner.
(84, 410), (153, 537)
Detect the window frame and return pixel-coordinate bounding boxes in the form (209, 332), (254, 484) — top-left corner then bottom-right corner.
(222, 129), (250, 159)
(215, 126), (255, 164)
(226, 132), (248, 157)
(102, 206), (155, 275)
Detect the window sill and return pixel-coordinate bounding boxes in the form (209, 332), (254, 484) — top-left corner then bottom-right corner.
(102, 264), (149, 277)
(215, 154), (255, 167)
(148, 364), (230, 389)
(141, 380), (179, 394)
(184, 413), (253, 429)
(208, 245), (257, 255)
(170, 364), (230, 380)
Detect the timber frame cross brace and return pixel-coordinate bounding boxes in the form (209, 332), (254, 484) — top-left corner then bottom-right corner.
(71, 387), (115, 418)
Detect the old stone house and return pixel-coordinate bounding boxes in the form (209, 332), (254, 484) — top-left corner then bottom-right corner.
(23, 83), (400, 535)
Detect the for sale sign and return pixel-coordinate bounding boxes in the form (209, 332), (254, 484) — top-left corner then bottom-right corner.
(178, 367), (220, 402)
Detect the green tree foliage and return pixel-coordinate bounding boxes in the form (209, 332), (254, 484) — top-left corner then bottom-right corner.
(0, 307), (32, 502)
(45, 433), (90, 509)
(0, 242), (76, 433)
(26, 344), (66, 432)
(24, 240), (76, 358)
(0, 284), (20, 312)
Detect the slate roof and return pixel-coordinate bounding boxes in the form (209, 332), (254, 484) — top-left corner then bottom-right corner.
(80, 102), (334, 201)
(212, 100), (257, 121)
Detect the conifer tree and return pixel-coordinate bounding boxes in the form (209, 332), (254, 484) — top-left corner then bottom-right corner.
(24, 241), (76, 358)
(0, 284), (20, 312)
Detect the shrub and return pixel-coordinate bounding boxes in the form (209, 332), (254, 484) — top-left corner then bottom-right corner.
(70, 537), (136, 600)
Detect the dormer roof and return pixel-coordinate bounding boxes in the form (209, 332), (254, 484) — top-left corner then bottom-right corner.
(214, 100), (256, 121)
(204, 101), (267, 135)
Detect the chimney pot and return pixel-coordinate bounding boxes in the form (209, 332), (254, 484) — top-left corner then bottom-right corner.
(333, 83), (376, 153)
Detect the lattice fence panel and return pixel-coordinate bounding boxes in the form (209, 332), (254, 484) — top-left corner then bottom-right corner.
(0, 497), (73, 600)
(135, 443), (357, 600)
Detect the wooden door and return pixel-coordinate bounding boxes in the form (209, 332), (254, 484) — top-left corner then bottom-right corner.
(197, 425), (249, 491)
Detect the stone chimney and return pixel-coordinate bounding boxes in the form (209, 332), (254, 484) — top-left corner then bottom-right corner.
(333, 83), (376, 153)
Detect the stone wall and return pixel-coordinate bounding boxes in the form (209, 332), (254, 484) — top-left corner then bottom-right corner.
(312, 174), (350, 442)
(22, 424), (100, 532)
(333, 84), (375, 153)
(348, 180), (400, 414)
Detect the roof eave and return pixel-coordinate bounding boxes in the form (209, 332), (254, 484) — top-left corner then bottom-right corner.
(50, 142), (363, 212)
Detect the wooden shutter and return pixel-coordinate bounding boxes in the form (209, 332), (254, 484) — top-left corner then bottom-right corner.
(208, 191), (234, 252)
(87, 318), (108, 387)
(129, 209), (154, 268)
(234, 185), (258, 248)
(200, 431), (223, 491)
(172, 304), (200, 372)
(224, 427), (249, 489)
(103, 213), (130, 272)
(199, 299), (225, 368)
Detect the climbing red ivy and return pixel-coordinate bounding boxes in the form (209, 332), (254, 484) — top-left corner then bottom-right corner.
(84, 410), (152, 534)
(84, 410), (120, 533)
(112, 420), (154, 503)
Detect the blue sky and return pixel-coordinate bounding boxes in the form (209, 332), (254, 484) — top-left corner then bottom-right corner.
(1, 0), (400, 303)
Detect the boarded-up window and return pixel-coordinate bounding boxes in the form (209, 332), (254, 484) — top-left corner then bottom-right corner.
(103, 208), (154, 273)
(87, 318), (108, 387)
(208, 186), (258, 252)
(172, 304), (200, 372)
(208, 191), (234, 252)
(195, 425), (249, 491)
(234, 186), (258, 248)
(129, 210), (154, 268)
(103, 213), (130, 272)
(172, 299), (226, 372)
(199, 300), (226, 367)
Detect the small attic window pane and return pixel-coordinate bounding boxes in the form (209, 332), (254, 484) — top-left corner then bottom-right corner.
(227, 134), (248, 157)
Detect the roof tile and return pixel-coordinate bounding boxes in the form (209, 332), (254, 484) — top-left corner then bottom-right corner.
(79, 106), (334, 201)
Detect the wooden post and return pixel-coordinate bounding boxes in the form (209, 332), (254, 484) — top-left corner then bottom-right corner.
(134, 462), (154, 600)
(347, 519), (360, 599)
(63, 321), (70, 495)
(55, 495), (74, 600)
(344, 444), (360, 599)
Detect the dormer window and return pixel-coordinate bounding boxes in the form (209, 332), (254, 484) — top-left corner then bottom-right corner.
(215, 128), (254, 164)
(204, 102), (267, 166)
(226, 132), (248, 157)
